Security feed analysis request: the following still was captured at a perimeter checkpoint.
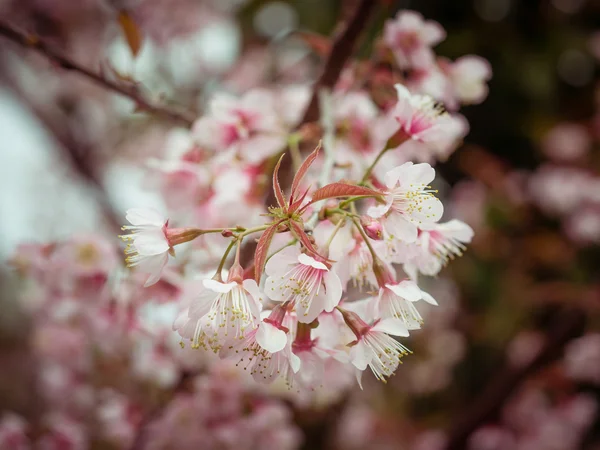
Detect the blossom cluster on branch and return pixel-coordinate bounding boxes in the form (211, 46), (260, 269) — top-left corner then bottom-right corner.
(119, 9), (485, 390)
(1, 8), (495, 450)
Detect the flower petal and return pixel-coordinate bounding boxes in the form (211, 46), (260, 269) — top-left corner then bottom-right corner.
(372, 318), (410, 337)
(386, 280), (422, 302)
(202, 279), (237, 293)
(126, 208), (166, 227)
(256, 322), (287, 353)
(298, 253), (328, 270)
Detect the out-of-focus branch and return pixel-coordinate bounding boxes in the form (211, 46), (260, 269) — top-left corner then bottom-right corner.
(443, 307), (586, 450)
(299, 0), (377, 125)
(0, 20), (195, 126)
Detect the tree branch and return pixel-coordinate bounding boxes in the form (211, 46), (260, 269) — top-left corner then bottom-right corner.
(443, 307), (586, 450)
(299, 0), (377, 125)
(0, 20), (195, 126)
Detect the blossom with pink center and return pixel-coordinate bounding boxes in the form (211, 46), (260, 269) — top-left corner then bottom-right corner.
(192, 89), (287, 164)
(368, 162), (443, 243)
(173, 272), (263, 351)
(220, 306), (300, 384)
(403, 219), (474, 277)
(372, 278), (438, 330)
(384, 10), (446, 69)
(265, 245), (342, 324)
(392, 84), (462, 154)
(339, 308), (410, 385)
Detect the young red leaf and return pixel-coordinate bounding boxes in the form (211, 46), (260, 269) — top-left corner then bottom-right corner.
(288, 187), (311, 214)
(288, 221), (326, 261)
(118, 10), (143, 57)
(254, 224), (278, 283)
(290, 143), (321, 204)
(272, 154), (287, 209)
(308, 182), (382, 204)
(293, 30), (332, 57)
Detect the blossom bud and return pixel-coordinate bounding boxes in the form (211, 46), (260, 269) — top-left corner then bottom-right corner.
(360, 216), (384, 241)
(221, 230), (234, 238)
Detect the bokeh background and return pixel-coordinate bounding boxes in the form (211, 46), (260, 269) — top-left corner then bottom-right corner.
(1, 0), (599, 449)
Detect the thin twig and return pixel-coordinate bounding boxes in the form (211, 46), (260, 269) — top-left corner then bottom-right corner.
(299, 0), (377, 125)
(443, 307), (586, 450)
(265, 0), (376, 209)
(0, 20), (195, 126)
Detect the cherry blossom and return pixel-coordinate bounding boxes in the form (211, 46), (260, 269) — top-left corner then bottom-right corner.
(219, 306), (301, 385)
(392, 84), (463, 155)
(403, 219), (474, 277)
(368, 162), (443, 243)
(384, 10), (446, 69)
(192, 89), (287, 164)
(265, 245), (343, 324)
(173, 271), (263, 351)
(339, 308), (410, 385)
(120, 208), (172, 287)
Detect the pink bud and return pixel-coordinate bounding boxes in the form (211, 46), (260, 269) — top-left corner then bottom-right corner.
(360, 216), (384, 241)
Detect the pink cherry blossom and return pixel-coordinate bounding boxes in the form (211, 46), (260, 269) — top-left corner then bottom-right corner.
(372, 278), (438, 330)
(192, 89), (287, 164)
(446, 55), (493, 105)
(392, 84), (465, 156)
(265, 245), (342, 323)
(384, 10), (446, 69)
(219, 308), (300, 385)
(368, 162), (443, 243)
(403, 219), (474, 276)
(339, 308), (410, 385)
(120, 208), (171, 287)
(542, 122), (591, 162)
(174, 274), (263, 351)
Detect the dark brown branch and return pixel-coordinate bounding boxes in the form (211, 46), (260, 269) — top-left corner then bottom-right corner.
(443, 307), (586, 450)
(299, 0), (377, 125)
(0, 20), (195, 126)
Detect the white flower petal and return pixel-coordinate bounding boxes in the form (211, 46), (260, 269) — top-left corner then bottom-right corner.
(323, 271), (343, 312)
(386, 280), (422, 302)
(298, 253), (328, 270)
(126, 208), (166, 227)
(256, 322), (287, 353)
(202, 279), (237, 293)
(372, 318), (410, 337)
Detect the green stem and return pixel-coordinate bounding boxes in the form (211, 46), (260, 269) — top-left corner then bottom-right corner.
(324, 218), (346, 250)
(360, 147), (390, 185)
(214, 239), (237, 281)
(351, 217), (377, 261)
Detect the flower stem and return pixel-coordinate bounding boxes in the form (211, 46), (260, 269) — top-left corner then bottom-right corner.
(324, 218), (346, 250)
(360, 147), (390, 185)
(351, 217), (378, 261)
(214, 239), (237, 281)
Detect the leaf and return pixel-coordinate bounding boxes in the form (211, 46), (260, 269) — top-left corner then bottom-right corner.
(308, 182), (382, 204)
(289, 221), (326, 261)
(290, 143), (321, 204)
(254, 224), (278, 283)
(288, 187), (311, 213)
(272, 154), (287, 209)
(293, 30), (332, 57)
(118, 10), (143, 58)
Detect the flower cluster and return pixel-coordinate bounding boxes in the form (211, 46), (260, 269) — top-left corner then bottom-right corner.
(118, 79), (476, 389)
(108, 10), (489, 390)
